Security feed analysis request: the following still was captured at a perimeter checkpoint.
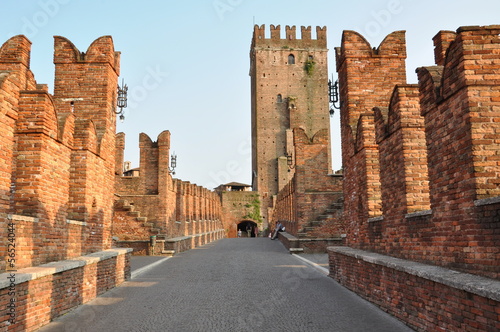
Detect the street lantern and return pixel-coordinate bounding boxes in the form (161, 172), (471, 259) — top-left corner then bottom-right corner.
(116, 79), (128, 122)
(328, 76), (340, 116)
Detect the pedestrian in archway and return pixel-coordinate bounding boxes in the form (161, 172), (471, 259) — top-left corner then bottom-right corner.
(246, 224), (251, 237)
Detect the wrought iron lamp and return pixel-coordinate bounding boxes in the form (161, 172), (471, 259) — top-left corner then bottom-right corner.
(169, 153), (177, 175)
(116, 79), (128, 122)
(328, 76), (340, 116)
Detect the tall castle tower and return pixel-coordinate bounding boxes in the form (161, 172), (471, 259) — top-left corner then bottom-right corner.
(250, 24), (331, 226)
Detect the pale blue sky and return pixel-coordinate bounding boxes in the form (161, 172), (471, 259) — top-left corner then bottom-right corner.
(2, 1), (499, 189)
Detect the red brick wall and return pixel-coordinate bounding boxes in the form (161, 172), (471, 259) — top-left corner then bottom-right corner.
(274, 178), (297, 233)
(329, 248), (499, 332)
(274, 128), (343, 236)
(220, 191), (261, 237)
(0, 34), (128, 330)
(115, 132), (125, 175)
(331, 24), (500, 331)
(53, 36), (119, 253)
(0, 249), (130, 332)
(0, 35), (120, 271)
(371, 84), (431, 256)
(0, 38), (23, 271)
(414, 26), (500, 277)
(336, 30), (407, 248)
(113, 132), (225, 243)
(337, 26), (500, 277)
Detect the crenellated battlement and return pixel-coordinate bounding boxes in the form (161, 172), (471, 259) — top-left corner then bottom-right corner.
(422, 25), (500, 102)
(0, 34), (120, 270)
(331, 25), (500, 331)
(252, 24), (327, 49)
(336, 30), (406, 70)
(0, 35), (38, 91)
(336, 25), (500, 282)
(0, 35), (31, 67)
(53, 35), (120, 74)
(114, 131), (224, 241)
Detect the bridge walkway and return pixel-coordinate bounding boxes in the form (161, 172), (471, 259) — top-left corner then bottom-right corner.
(38, 238), (413, 332)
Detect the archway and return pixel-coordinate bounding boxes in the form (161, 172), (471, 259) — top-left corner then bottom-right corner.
(237, 220), (258, 237)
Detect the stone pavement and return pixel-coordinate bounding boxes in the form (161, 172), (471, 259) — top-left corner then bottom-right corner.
(38, 238), (414, 332)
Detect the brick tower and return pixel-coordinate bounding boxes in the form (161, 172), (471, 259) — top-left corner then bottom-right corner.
(250, 24), (331, 227)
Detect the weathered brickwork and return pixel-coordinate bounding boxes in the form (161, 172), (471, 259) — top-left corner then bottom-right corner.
(336, 30), (407, 238)
(329, 25), (500, 331)
(0, 249), (130, 332)
(114, 131), (225, 253)
(250, 25), (344, 250)
(0, 34), (120, 266)
(250, 25), (331, 227)
(328, 247), (500, 332)
(274, 128), (342, 237)
(0, 35), (131, 331)
(219, 190), (260, 238)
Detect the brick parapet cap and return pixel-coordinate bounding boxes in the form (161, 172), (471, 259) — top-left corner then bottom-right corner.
(165, 229), (225, 243)
(0, 248), (132, 289)
(474, 196), (500, 207)
(328, 246), (500, 302)
(7, 214), (39, 223)
(456, 25), (500, 33)
(405, 209), (432, 219)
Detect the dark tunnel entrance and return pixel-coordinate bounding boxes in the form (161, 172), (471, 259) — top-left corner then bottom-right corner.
(237, 220), (258, 237)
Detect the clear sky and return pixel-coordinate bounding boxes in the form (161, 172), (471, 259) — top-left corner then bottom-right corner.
(2, 0), (499, 189)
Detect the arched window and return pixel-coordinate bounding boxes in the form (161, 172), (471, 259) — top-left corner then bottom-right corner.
(288, 54), (295, 65)
(277, 94), (283, 103)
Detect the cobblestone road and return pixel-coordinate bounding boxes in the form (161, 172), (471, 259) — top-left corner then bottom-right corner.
(39, 238), (413, 332)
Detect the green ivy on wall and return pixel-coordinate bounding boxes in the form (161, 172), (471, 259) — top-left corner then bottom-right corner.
(304, 59), (315, 75)
(243, 196), (263, 224)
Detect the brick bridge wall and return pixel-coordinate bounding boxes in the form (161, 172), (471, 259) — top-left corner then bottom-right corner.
(114, 131), (225, 253)
(329, 25), (500, 331)
(0, 35), (131, 331)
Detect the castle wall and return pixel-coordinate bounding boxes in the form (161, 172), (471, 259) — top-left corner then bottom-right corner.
(220, 191), (261, 238)
(336, 30), (407, 248)
(113, 132), (225, 248)
(0, 35), (119, 270)
(329, 26), (500, 331)
(274, 128), (342, 237)
(415, 26), (500, 276)
(0, 35), (130, 331)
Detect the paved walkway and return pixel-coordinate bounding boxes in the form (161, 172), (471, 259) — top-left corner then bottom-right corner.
(38, 239), (413, 332)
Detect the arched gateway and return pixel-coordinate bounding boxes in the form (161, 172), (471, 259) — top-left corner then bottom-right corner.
(237, 220), (258, 237)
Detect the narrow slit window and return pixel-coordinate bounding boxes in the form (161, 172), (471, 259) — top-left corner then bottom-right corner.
(277, 94), (283, 103)
(288, 54), (295, 65)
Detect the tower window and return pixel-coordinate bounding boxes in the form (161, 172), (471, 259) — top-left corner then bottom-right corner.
(277, 94), (283, 103)
(288, 54), (295, 65)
